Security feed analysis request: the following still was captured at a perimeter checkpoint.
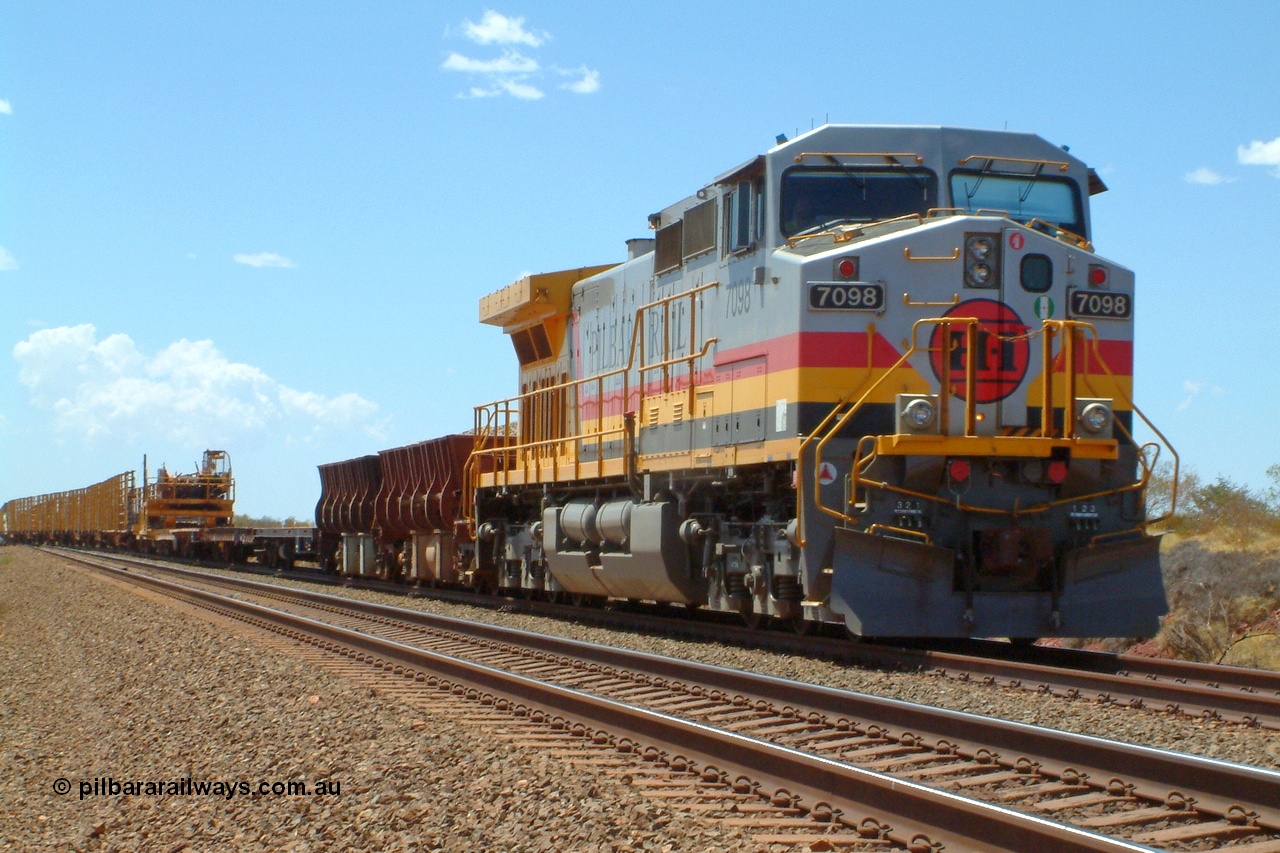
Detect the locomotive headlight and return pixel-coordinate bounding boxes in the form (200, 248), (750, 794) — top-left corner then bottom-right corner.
(1076, 399), (1113, 435)
(967, 263), (992, 286)
(900, 396), (936, 431)
(968, 236), (993, 260)
(964, 232), (1001, 289)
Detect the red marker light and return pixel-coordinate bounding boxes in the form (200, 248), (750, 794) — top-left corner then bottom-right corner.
(948, 459), (971, 483)
(837, 258), (857, 278)
(1047, 460), (1069, 484)
(1089, 266), (1108, 286)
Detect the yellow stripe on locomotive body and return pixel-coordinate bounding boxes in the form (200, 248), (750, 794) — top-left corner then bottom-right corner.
(471, 124), (1171, 640)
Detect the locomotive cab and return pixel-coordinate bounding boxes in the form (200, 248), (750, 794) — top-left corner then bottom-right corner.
(772, 128), (1169, 638)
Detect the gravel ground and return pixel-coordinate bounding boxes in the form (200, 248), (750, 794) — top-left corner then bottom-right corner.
(0, 546), (759, 852)
(180, 558), (1280, 772)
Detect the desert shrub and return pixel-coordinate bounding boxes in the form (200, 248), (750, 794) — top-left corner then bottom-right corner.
(1157, 538), (1280, 663)
(1148, 462), (1280, 542)
(233, 514), (302, 528)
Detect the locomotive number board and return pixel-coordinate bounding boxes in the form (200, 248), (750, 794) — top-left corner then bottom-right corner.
(1067, 288), (1132, 320)
(808, 282), (885, 312)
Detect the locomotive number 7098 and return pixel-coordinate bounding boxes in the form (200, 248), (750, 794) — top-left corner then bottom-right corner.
(808, 282), (885, 311)
(1068, 288), (1132, 319)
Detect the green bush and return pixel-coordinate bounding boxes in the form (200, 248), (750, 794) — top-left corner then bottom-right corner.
(1148, 462), (1280, 541)
(1146, 462), (1280, 666)
(233, 514), (302, 528)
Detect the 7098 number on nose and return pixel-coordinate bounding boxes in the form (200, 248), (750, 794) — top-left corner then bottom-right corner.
(1068, 288), (1131, 319)
(808, 282), (885, 312)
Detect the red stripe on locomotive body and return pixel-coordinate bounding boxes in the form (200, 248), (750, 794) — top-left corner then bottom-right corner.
(1050, 338), (1133, 376)
(571, 329), (1133, 422)
(712, 330), (904, 371)
(572, 329), (906, 419)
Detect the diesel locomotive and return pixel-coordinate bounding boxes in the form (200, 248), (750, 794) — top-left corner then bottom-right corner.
(5, 124), (1175, 640)
(453, 123), (1174, 639)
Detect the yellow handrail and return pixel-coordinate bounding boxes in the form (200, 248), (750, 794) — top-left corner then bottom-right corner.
(797, 318), (1178, 543)
(465, 281), (721, 524)
(956, 154), (1070, 172)
(792, 151), (924, 166)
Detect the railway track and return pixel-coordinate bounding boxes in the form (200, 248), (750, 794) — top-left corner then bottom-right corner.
(56, 547), (1280, 852)
(118, 545), (1280, 731)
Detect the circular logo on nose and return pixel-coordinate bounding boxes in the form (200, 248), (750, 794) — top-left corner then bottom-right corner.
(928, 299), (1030, 403)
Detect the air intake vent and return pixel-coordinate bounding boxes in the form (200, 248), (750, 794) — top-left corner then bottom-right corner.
(511, 323), (554, 365)
(655, 221), (683, 274)
(682, 199), (716, 260)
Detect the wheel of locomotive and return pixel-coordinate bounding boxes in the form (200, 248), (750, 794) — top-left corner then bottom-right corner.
(789, 614), (815, 636)
(651, 601), (680, 618)
(740, 609), (770, 630)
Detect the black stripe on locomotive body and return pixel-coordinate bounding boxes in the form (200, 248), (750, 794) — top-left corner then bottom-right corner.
(579, 404), (1134, 462)
(605, 404), (898, 459)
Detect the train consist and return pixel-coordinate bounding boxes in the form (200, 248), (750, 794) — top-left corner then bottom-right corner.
(1, 451), (249, 559)
(3, 124), (1176, 639)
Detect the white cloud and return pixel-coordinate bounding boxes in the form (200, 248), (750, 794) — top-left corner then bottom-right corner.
(1238, 136), (1280, 176)
(1184, 167), (1234, 186)
(558, 66), (600, 95)
(0, 246), (17, 271)
(444, 11), (596, 101)
(0, 99), (11, 115)
(442, 50), (539, 75)
(443, 49), (544, 100)
(463, 10), (546, 47)
(13, 324), (383, 444)
(1176, 378), (1225, 412)
(497, 79), (544, 100)
(459, 81), (544, 100)
(234, 251), (296, 268)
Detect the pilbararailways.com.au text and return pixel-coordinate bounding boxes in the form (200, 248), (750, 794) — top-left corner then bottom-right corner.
(58, 776), (343, 801)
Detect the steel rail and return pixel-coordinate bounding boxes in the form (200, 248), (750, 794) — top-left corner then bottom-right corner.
(45, 546), (1280, 729)
(62, 548), (1280, 832)
(902, 641), (1280, 728)
(70, 553), (1155, 853)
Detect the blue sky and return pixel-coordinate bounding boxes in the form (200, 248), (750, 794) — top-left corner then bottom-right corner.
(2, 2), (1278, 518)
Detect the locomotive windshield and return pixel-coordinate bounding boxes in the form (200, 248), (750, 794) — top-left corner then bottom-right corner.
(780, 167), (938, 236)
(949, 171), (1084, 237)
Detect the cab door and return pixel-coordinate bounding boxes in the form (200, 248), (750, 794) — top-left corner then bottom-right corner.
(996, 227), (1051, 430)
